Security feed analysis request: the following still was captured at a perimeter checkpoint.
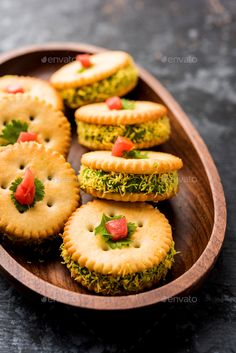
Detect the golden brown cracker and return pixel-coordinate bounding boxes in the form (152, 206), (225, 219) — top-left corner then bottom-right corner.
(63, 200), (172, 275)
(0, 75), (63, 110)
(0, 142), (80, 241)
(50, 51), (135, 89)
(75, 101), (167, 125)
(0, 95), (71, 156)
(81, 151), (183, 174)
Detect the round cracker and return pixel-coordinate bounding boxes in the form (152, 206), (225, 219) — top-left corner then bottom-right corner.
(0, 75), (63, 110)
(81, 151), (183, 174)
(0, 95), (71, 156)
(63, 200), (172, 276)
(75, 101), (167, 125)
(50, 51), (135, 89)
(0, 142), (79, 240)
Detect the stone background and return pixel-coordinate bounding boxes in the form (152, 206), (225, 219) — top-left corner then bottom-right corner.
(0, 0), (235, 352)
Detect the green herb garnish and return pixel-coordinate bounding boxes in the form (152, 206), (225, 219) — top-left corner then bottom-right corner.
(77, 67), (86, 73)
(94, 214), (137, 249)
(10, 177), (45, 213)
(0, 120), (28, 146)
(123, 149), (149, 159)
(121, 99), (135, 110)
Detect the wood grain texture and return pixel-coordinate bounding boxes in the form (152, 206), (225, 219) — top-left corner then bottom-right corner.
(0, 43), (226, 310)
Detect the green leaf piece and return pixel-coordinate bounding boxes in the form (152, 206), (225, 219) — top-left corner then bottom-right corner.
(94, 213), (137, 249)
(34, 179), (45, 202)
(123, 149), (149, 159)
(9, 177), (45, 213)
(121, 99), (135, 110)
(77, 67), (86, 73)
(0, 120), (28, 146)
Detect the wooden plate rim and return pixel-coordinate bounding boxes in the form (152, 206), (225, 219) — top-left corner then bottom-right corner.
(0, 43), (227, 310)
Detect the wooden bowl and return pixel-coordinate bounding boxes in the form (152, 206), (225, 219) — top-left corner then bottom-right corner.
(0, 43), (226, 310)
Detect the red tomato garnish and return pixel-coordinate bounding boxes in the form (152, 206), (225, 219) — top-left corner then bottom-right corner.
(106, 96), (122, 110)
(5, 83), (24, 94)
(76, 54), (92, 68)
(105, 217), (128, 241)
(17, 132), (38, 143)
(111, 136), (135, 157)
(14, 168), (35, 205)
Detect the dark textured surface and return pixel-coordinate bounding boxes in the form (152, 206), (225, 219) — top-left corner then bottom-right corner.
(0, 0), (235, 352)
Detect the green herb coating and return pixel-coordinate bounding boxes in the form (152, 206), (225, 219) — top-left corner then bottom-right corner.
(61, 241), (176, 295)
(77, 115), (170, 149)
(59, 65), (138, 108)
(79, 166), (179, 196)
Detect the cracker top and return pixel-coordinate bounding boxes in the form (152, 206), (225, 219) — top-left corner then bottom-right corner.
(0, 75), (63, 110)
(81, 151), (183, 174)
(0, 94), (71, 156)
(0, 142), (79, 239)
(63, 200), (172, 275)
(75, 101), (167, 125)
(50, 51), (135, 89)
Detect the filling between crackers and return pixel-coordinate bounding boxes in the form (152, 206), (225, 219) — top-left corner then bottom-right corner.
(77, 115), (170, 148)
(59, 65), (137, 108)
(79, 166), (179, 196)
(61, 241), (176, 295)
